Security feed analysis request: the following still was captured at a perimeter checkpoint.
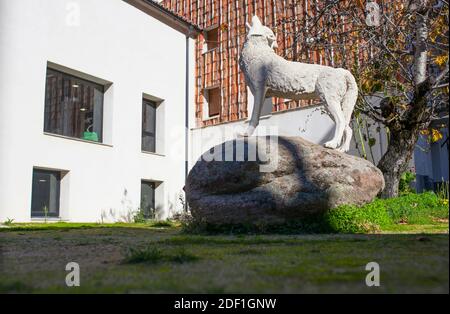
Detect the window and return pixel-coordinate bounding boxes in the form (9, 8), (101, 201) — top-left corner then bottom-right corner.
(205, 27), (219, 51)
(44, 68), (104, 142)
(140, 181), (155, 219)
(205, 88), (221, 117)
(142, 99), (157, 153)
(31, 169), (61, 218)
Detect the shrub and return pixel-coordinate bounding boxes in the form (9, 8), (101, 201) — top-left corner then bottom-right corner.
(399, 171), (416, 195)
(382, 192), (448, 224)
(324, 202), (390, 234)
(133, 208), (148, 223)
(325, 191), (448, 233)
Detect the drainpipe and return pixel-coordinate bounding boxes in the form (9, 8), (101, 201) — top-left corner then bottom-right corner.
(184, 27), (193, 212)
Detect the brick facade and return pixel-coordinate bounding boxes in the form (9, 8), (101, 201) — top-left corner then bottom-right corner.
(162, 0), (367, 128)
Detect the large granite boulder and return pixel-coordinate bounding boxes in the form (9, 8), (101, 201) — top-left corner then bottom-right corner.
(185, 136), (385, 225)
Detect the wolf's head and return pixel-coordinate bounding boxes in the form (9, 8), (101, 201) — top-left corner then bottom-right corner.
(246, 15), (278, 49)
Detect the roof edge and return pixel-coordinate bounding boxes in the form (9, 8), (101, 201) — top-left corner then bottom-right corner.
(124, 0), (201, 37)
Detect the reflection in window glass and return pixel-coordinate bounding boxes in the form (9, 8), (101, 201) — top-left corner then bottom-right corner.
(142, 99), (157, 153)
(140, 181), (155, 219)
(31, 169), (60, 218)
(44, 68), (104, 142)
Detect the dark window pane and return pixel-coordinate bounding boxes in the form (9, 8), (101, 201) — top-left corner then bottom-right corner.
(140, 181), (155, 219)
(206, 28), (219, 50)
(31, 169), (60, 218)
(142, 99), (157, 152)
(208, 88), (221, 117)
(44, 68), (104, 142)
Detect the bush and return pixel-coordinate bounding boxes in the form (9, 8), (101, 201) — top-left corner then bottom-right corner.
(399, 171), (416, 195)
(324, 191), (448, 233)
(382, 192), (448, 224)
(324, 201), (391, 233)
(133, 208), (148, 223)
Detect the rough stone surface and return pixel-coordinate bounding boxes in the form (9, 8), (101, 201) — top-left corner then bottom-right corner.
(185, 136), (385, 225)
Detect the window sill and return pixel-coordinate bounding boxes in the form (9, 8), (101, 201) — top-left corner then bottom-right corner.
(245, 114), (272, 122)
(202, 47), (218, 55)
(44, 132), (113, 147)
(31, 217), (66, 222)
(202, 115), (220, 122)
(142, 150), (165, 157)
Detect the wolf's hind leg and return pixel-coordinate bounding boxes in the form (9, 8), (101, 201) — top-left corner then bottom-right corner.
(337, 125), (353, 152)
(323, 98), (346, 149)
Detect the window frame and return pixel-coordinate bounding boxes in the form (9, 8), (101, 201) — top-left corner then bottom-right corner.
(204, 87), (221, 118)
(141, 98), (158, 153)
(205, 27), (219, 51)
(44, 67), (105, 143)
(31, 169), (61, 218)
(140, 180), (156, 219)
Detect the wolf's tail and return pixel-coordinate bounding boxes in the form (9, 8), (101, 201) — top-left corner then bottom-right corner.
(342, 70), (358, 125)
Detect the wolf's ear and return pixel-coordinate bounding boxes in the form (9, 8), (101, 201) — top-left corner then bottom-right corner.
(251, 15), (262, 26)
(246, 22), (251, 32)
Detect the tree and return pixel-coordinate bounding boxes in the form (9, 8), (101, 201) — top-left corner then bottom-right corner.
(278, 0), (449, 197)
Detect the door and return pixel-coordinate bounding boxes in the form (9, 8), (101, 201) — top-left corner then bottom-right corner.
(140, 181), (156, 219)
(31, 169), (61, 218)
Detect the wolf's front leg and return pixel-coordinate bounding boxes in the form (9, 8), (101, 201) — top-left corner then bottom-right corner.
(238, 87), (266, 137)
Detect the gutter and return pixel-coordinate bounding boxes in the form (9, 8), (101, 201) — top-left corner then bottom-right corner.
(184, 26), (194, 211)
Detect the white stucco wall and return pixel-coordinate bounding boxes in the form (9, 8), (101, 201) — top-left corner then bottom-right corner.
(189, 99), (388, 170)
(0, 0), (195, 222)
(190, 104), (336, 167)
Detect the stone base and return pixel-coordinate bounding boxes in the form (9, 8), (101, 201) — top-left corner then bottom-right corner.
(185, 136), (385, 225)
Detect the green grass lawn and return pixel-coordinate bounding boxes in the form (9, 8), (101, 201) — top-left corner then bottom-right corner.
(0, 222), (448, 293)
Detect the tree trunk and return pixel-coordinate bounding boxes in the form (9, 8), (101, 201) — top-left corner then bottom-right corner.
(377, 1), (430, 198)
(377, 128), (420, 198)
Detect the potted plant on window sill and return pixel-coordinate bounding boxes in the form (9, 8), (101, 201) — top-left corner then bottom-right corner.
(83, 125), (99, 142)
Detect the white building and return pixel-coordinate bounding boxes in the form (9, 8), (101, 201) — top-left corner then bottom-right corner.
(0, 0), (375, 223)
(3, 0), (437, 223)
(0, 0), (199, 222)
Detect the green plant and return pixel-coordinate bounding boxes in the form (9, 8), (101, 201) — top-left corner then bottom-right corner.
(123, 245), (164, 264)
(170, 248), (199, 264)
(133, 208), (147, 223)
(436, 180), (449, 206)
(384, 192), (448, 224)
(43, 206), (49, 223)
(150, 220), (174, 228)
(3, 218), (14, 226)
(324, 202), (390, 234)
(399, 171), (416, 195)
(122, 245), (200, 265)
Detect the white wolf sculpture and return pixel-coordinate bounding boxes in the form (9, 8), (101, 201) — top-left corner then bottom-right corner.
(239, 16), (358, 152)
